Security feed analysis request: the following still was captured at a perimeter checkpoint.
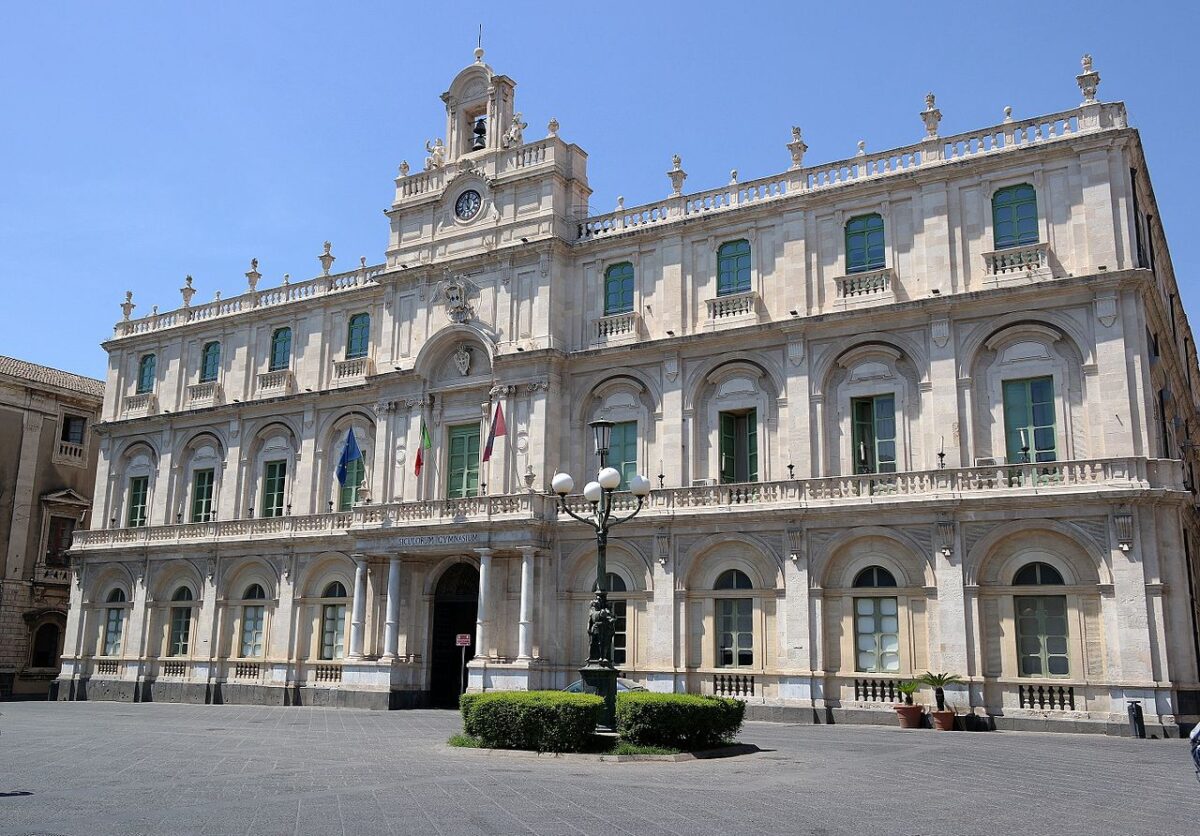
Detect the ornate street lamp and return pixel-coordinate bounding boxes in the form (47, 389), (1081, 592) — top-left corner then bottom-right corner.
(551, 419), (652, 730)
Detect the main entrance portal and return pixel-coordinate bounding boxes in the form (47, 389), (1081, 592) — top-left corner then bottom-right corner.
(429, 562), (479, 708)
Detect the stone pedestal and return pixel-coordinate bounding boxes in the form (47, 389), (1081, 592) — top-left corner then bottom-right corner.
(579, 663), (618, 731)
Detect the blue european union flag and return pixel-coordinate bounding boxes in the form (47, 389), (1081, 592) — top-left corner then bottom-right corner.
(336, 428), (362, 485)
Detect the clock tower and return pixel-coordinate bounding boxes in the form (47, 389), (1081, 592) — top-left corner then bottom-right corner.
(384, 48), (591, 269)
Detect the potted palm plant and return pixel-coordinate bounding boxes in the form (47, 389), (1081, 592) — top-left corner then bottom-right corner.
(893, 680), (924, 728)
(919, 671), (963, 730)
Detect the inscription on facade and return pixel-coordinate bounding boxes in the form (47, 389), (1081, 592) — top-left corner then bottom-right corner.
(393, 533), (482, 548)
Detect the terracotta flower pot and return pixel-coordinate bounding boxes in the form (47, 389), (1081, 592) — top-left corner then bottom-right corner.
(930, 709), (956, 731)
(894, 704), (925, 729)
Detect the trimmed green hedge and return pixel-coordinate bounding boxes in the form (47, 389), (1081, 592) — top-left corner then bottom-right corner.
(615, 692), (745, 750)
(459, 691), (603, 753)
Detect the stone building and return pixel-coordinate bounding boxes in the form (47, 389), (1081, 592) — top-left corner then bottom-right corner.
(59, 51), (1200, 733)
(1, 356), (103, 699)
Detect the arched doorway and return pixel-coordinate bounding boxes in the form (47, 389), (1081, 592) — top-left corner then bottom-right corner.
(429, 562), (478, 708)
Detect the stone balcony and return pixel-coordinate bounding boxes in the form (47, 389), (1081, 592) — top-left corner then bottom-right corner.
(256, 369), (294, 398)
(983, 242), (1053, 285)
(187, 380), (222, 407)
(122, 392), (157, 417)
(706, 290), (759, 329)
(591, 310), (640, 345)
(72, 457), (1181, 554)
(834, 267), (895, 310)
(54, 440), (86, 466)
(333, 356), (374, 384)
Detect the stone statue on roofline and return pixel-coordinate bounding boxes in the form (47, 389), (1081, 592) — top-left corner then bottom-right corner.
(424, 138), (445, 170)
(502, 112), (527, 148)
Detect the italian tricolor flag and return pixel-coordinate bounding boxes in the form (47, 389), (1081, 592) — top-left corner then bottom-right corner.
(414, 418), (431, 476)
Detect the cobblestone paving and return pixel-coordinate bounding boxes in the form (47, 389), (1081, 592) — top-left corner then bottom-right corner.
(0, 701), (1196, 835)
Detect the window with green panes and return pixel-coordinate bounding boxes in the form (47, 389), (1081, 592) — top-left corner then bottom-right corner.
(346, 313), (370, 359)
(261, 460), (287, 518)
(1003, 377), (1057, 463)
(127, 476), (148, 528)
(607, 421), (637, 489)
(338, 458), (365, 511)
(321, 602), (347, 660)
(191, 468), (214, 523)
(717, 598), (753, 667)
(845, 214), (885, 273)
(240, 606), (265, 657)
(717, 239), (751, 295)
(719, 409), (758, 483)
(136, 354), (156, 394)
(104, 606), (125, 656)
(854, 597), (900, 672)
(852, 395), (897, 473)
(1015, 595), (1069, 677)
(992, 184), (1039, 249)
(169, 605), (191, 657)
(446, 424), (481, 499)
(200, 342), (220, 383)
(603, 262), (634, 316)
(269, 328), (292, 371)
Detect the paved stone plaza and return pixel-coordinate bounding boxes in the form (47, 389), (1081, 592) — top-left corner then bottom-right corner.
(0, 702), (1197, 836)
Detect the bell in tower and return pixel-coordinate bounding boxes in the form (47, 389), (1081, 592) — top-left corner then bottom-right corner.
(471, 116), (487, 151)
(438, 47), (516, 161)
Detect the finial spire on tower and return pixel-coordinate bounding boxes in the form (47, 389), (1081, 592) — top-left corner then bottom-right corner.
(474, 25), (484, 63)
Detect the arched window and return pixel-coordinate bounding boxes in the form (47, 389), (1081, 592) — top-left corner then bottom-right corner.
(1013, 561), (1068, 678)
(853, 566), (898, 588)
(717, 239), (751, 295)
(103, 589), (126, 656)
(714, 569), (753, 590)
(30, 623), (61, 669)
(714, 569), (753, 669)
(200, 342), (221, 383)
(136, 354), (157, 394)
(603, 262), (634, 316)
(593, 572), (629, 666)
(1013, 561), (1064, 585)
(269, 327), (292, 372)
(240, 583), (267, 658)
(346, 313), (370, 359)
(852, 566), (899, 673)
(319, 581), (348, 661)
(168, 587), (193, 657)
(845, 214), (885, 273)
(992, 184), (1038, 249)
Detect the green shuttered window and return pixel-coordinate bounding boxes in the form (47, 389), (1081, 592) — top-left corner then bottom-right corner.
(447, 424), (481, 499)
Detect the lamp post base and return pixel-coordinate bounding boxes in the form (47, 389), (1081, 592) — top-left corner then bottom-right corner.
(579, 663), (618, 732)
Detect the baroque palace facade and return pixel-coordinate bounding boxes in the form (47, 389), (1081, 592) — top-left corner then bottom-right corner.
(59, 51), (1200, 734)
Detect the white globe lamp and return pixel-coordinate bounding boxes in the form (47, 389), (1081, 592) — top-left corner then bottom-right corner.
(597, 467), (622, 491)
(551, 472), (575, 496)
(628, 474), (651, 497)
(583, 481), (603, 503)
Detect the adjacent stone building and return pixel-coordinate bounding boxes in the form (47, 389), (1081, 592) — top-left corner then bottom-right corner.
(0, 356), (103, 698)
(58, 51), (1200, 733)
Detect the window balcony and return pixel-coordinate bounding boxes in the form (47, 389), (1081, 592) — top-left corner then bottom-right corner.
(983, 242), (1053, 284)
(333, 356), (374, 384)
(159, 660), (188, 679)
(122, 392), (157, 417)
(187, 380), (222, 407)
(54, 440), (86, 465)
(706, 290), (759, 328)
(256, 369), (294, 397)
(834, 267), (895, 310)
(592, 310), (640, 345)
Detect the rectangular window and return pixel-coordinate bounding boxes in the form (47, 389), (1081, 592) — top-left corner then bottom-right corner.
(240, 605), (265, 657)
(320, 604), (347, 660)
(104, 608), (125, 656)
(261, 460), (287, 518)
(446, 424), (481, 499)
(127, 476), (148, 528)
(717, 240), (752, 295)
(612, 599), (627, 667)
(136, 354), (156, 394)
(852, 395), (897, 474)
(200, 342), (221, 383)
(169, 607), (191, 657)
(608, 421), (637, 490)
(191, 468), (215, 523)
(719, 409), (758, 483)
(1003, 377), (1057, 463)
(269, 328), (292, 372)
(346, 314), (370, 359)
(46, 516), (76, 564)
(845, 214), (885, 273)
(854, 597), (900, 673)
(604, 263), (635, 316)
(717, 598), (753, 668)
(992, 184), (1039, 249)
(338, 459), (365, 511)
(60, 415), (86, 445)
(1158, 389), (1172, 459)
(1015, 595), (1069, 677)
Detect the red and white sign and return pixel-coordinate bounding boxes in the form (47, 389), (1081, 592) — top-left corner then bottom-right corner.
(455, 633), (472, 647)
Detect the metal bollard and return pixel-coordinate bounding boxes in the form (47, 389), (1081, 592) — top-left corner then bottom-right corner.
(1127, 700), (1146, 739)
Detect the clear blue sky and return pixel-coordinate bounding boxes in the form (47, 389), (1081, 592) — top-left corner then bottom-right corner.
(1, 1), (1195, 379)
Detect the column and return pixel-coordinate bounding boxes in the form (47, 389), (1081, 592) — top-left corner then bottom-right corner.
(517, 547), (535, 661)
(5, 410), (44, 577)
(475, 548), (492, 658)
(348, 554), (367, 659)
(383, 556), (401, 659)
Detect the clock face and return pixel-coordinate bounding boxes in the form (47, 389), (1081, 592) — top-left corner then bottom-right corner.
(455, 189), (482, 221)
